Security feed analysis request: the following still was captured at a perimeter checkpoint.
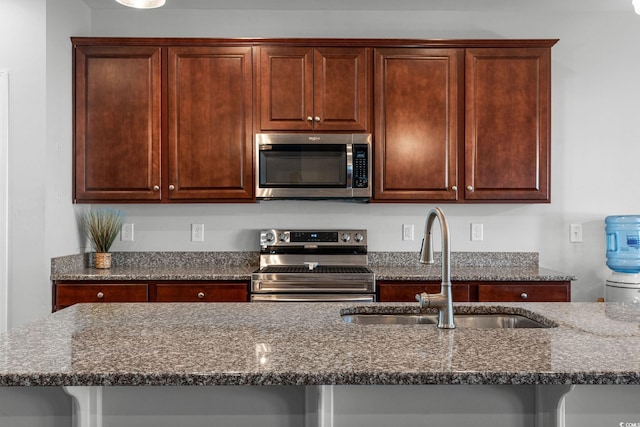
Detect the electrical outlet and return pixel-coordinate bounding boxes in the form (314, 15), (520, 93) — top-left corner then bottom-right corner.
(570, 224), (583, 243)
(402, 224), (414, 241)
(121, 223), (134, 242)
(191, 224), (204, 242)
(471, 223), (483, 241)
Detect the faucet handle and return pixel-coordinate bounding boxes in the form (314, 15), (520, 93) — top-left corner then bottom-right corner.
(415, 292), (429, 308)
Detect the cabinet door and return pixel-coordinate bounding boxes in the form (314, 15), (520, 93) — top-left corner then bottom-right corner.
(465, 48), (551, 201)
(374, 48), (462, 201)
(259, 46), (314, 131)
(313, 48), (370, 131)
(74, 45), (161, 202)
(55, 283), (149, 311)
(259, 46), (370, 131)
(378, 281), (470, 302)
(477, 282), (570, 302)
(168, 46), (254, 200)
(155, 282), (249, 302)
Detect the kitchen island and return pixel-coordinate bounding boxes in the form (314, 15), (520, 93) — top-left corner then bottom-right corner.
(0, 301), (638, 426)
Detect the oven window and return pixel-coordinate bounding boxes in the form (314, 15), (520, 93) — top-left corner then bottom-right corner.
(259, 144), (346, 187)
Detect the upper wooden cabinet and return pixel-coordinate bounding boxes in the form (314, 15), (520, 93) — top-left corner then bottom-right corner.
(74, 45), (162, 201)
(73, 38), (556, 204)
(258, 46), (371, 132)
(73, 41), (254, 203)
(373, 42), (554, 203)
(464, 47), (551, 202)
(373, 48), (463, 201)
(167, 46), (253, 200)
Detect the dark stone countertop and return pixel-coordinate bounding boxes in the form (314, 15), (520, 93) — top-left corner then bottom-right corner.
(0, 302), (637, 386)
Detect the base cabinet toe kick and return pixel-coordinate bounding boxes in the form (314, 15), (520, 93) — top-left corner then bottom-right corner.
(61, 384), (578, 427)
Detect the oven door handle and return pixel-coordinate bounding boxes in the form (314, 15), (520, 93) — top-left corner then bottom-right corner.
(251, 294), (375, 303)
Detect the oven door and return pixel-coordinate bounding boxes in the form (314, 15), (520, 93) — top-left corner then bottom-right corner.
(251, 294), (375, 303)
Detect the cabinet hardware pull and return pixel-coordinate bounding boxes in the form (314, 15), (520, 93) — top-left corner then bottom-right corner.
(467, 185), (474, 191)
(197, 292), (205, 299)
(306, 116), (313, 121)
(169, 185), (175, 191)
(314, 116), (321, 122)
(520, 292), (528, 299)
(96, 292), (104, 299)
(153, 185), (160, 191)
(451, 186), (457, 191)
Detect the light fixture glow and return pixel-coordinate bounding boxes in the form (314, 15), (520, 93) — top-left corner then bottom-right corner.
(115, 0), (166, 9)
(633, 0), (640, 15)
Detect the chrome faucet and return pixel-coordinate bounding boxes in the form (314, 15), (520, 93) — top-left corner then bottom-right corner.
(415, 207), (455, 329)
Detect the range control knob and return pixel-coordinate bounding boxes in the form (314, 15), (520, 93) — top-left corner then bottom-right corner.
(341, 233), (351, 243)
(354, 233), (364, 243)
(264, 232), (275, 243)
(278, 233), (288, 242)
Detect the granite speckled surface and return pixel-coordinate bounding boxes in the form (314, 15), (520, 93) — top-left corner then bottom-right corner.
(0, 302), (638, 386)
(50, 251), (576, 282)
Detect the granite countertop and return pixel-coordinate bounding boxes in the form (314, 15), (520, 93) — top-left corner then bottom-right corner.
(0, 301), (638, 386)
(50, 251), (576, 282)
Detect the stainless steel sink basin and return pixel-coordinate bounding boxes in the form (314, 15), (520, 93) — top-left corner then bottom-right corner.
(341, 313), (554, 328)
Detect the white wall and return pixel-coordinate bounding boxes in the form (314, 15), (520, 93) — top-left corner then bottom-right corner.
(0, 0), (89, 329)
(4, 3), (640, 327)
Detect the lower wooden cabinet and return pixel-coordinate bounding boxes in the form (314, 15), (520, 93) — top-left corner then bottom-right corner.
(377, 280), (570, 303)
(476, 281), (570, 302)
(53, 281), (249, 311)
(378, 281), (471, 302)
(55, 283), (149, 310)
(155, 283), (248, 303)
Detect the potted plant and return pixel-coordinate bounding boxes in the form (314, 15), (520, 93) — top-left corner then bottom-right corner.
(81, 208), (123, 269)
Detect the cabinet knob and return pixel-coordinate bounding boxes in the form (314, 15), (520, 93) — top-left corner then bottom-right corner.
(307, 116), (313, 122)
(169, 184), (175, 191)
(96, 291), (104, 299)
(153, 185), (160, 191)
(520, 292), (528, 300)
(314, 116), (321, 122)
(197, 292), (205, 299)
(451, 186), (457, 191)
(467, 185), (474, 191)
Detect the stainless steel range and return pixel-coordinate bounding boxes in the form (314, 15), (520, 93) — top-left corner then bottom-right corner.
(251, 229), (375, 302)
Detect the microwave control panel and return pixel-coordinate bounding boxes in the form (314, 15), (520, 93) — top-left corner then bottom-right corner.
(352, 144), (369, 188)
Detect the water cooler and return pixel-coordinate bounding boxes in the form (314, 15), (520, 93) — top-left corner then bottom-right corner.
(605, 215), (640, 303)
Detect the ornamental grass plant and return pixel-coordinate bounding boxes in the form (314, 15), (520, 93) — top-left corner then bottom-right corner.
(81, 208), (123, 253)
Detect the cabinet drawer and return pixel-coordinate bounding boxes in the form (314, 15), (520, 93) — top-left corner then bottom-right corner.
(155, 283), (248, 302)
(378, 281), (470, 302)
(478, 282), (570, 302)
(56, 284), (149, 309)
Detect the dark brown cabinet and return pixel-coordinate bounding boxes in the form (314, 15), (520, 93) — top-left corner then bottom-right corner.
(377, 280), (570, 303)
(476, 281), (569, 302)
(167, 46), (254, 200)
(378, 281), (471, 302)
(53, 280), (249, 311)
(54, 283), (149, 311)
(258, 46), (371, 132)
(155, 282), (249, 302)
(373, 48), (463, 201)
(73, 41), (254, 203)
(74, 45), (162, 202)
(373, 42), (554, 203)
(464, 47), (551, 202)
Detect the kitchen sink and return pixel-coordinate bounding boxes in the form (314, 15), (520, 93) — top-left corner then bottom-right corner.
(341, 313), (555, 328)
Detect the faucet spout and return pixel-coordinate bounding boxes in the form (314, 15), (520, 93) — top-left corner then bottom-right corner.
(415, 207), (455, 329)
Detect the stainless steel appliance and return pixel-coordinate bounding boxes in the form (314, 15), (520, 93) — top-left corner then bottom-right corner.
(255, 133), (372, 200)
(251, 229), (375, 302)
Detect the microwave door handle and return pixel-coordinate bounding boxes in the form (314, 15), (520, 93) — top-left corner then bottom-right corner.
(346, 144), (353, 189)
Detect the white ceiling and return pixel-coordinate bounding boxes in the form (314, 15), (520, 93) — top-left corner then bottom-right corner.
(82, 0), (633, 12)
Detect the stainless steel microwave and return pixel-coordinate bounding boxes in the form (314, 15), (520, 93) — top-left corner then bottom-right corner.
(255, 133), (372, 200)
